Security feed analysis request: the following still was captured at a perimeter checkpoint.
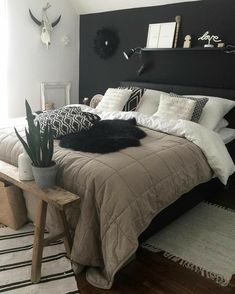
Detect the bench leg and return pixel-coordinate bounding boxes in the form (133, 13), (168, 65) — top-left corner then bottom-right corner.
(56, 209), (72, 258)
(31, 200), (48, 283)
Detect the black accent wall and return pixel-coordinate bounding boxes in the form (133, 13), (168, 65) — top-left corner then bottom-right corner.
(79, 0), (235, 100)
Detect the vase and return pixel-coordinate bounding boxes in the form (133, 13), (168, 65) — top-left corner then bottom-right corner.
(18, 149), (34, 181)
(32, 163), (58, 189)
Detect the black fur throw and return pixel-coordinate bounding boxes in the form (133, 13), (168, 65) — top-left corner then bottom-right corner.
(59, 118), (146, 153)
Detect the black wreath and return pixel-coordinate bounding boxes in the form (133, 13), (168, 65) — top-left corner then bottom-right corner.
(94, 28), (119, 59)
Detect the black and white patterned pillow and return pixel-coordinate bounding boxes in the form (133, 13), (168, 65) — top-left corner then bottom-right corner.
(170, 93), (208, 123)
(119, 87), (145, 111)
(83, 111), (101, 124)
(35, 106), (100, 139)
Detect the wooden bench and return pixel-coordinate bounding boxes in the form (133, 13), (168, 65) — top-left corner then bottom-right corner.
(0, 160), (80, 283)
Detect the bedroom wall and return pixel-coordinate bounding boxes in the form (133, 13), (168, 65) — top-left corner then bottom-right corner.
(79, 0), (235, 100)
(7, 0), (79, 118)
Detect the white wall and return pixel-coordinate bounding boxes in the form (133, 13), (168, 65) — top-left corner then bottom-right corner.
(7, 0), (79, 118)
(70, 0), (201, 15)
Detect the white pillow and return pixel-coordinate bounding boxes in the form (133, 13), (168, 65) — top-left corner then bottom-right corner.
(154, 93), (196, 121)
(96, 88), (132, 112)
(218, 128), (235, 144)
(185, 95), (235, 130)
(214, 118), (229, 132)
(136, 89), (167, 115)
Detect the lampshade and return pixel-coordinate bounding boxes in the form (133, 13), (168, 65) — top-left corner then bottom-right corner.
(137, 64), (146, 76)
(137, 62), (153, 76)
(123, 47), (141, 60)
(123, 49), (135, 60)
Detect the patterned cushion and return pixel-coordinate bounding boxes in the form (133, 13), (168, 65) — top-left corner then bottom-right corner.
(119, 87), (145, 111)
(83, 111), (101, 124)
(170, 93), (208, 123)
(154, 93), (197, 121)
(35, 106), (100, 139)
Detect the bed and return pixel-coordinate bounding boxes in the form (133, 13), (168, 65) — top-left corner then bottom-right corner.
(119, 82), (235, 242)
(0, 83), (235, 289)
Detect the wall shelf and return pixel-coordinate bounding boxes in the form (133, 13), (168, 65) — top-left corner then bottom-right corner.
(141, 47), (225, 52)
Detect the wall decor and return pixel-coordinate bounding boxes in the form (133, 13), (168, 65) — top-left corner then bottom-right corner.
(40, 82), (71, 111)
(198, 31), (222, 48)
(94, 28), (119, 59)
(183, 35), (192, 48)
(217, 43), (225, 48)
(146, 22), (176, 48)
(174, 15), (181, 48)
(225, 45), (235, 54)
(29, 2), (61, 49)
(61, 35), (71, 46)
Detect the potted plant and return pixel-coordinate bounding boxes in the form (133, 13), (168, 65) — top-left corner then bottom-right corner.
(15, 100), (57, 189)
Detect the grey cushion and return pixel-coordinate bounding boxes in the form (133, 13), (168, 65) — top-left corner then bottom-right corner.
(170, 93), (208, 122)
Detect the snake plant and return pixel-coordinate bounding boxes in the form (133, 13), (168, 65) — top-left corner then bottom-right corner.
(15, 100), (54, 167)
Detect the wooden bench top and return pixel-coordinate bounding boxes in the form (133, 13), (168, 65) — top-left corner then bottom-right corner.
(0, 160), (80, 211)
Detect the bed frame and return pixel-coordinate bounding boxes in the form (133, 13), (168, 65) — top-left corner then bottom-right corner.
(120, 81), (235, 242)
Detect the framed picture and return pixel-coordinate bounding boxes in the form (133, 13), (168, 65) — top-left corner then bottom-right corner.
(146, 22), (176, 48)
(40, 82), (71, 111)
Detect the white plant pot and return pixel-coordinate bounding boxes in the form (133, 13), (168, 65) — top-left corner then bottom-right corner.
(18, 149), (34, 181)
(32, 163), (58, 189)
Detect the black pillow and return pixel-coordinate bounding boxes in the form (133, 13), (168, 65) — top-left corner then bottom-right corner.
(35, 106), (100, 139)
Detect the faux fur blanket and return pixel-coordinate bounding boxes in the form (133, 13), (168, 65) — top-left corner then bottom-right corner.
(59, 118), (146, 153)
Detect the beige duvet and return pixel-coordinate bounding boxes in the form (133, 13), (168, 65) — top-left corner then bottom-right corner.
(0, 121), (212, 289)
(54, 127), (212, 289)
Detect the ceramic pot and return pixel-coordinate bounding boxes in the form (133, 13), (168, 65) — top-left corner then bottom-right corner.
(32, 163), (58, 189)
(18, 149), (34, 181)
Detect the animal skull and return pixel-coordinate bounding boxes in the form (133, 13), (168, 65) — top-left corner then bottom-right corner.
(29, 3), (61, 49)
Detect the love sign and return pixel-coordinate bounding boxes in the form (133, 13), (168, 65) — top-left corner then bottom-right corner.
(198, 31), (222, 47)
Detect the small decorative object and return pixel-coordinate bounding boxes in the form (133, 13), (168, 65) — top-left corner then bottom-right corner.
(198, 31), (222, 48)
(29, 2), (61, 49)
(183, 35), (192, 48)
(217, 43), (225, 48)
(45, 102), (55, 111)
(18, 148), (34, 181)
(83, 97), (90, 105)
(15, 100), (57, 189)
(174, 16), (181, 48)
(40, 82), (71, 110)
(225, 45), (235, 54)
(61, 35), (71, 46)
(146, 22), (176, 48)
(94, 28), (119, 59)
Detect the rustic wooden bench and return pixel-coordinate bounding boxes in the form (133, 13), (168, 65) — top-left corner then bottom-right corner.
(0, 160), (80, 283)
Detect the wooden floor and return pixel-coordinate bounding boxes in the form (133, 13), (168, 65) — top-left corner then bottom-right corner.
(77, 188), (235, 294)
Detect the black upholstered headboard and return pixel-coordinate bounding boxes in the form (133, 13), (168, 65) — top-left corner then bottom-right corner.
(120, 81), (235, 128)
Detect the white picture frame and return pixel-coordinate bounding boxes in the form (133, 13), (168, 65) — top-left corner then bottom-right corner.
(40, 82), (71, 111)
(146, 22), (176, 48)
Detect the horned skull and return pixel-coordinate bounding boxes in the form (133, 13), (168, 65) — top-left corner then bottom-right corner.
(29, 3), (61, 49)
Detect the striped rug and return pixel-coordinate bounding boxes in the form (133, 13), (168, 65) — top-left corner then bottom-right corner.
(142, 202), (235, 287)
(0, 224), (79, 293)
